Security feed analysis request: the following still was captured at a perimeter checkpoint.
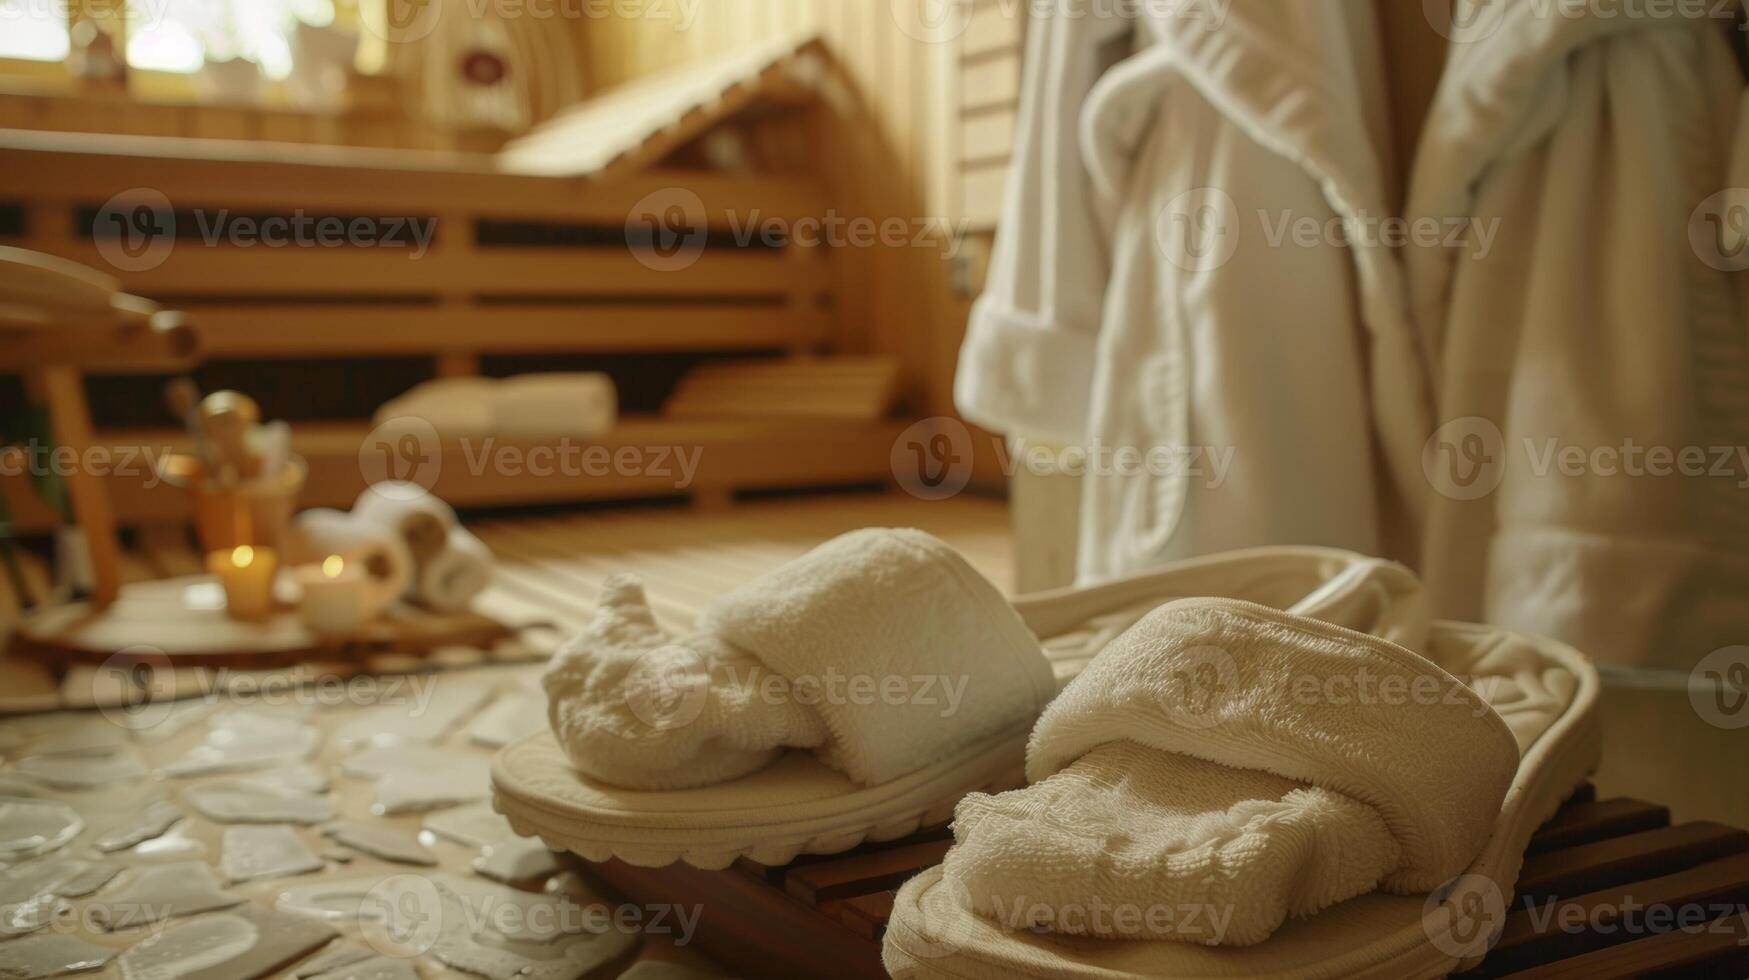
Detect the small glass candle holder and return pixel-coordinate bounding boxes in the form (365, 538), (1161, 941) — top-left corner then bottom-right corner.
(207, 544), (279, 621)
(296, 554), (370, 636)
(159, 453), (308, 555)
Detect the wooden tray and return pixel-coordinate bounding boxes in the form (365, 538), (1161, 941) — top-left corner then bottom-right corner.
(584, 785), (1749, 980)
(13, 574), (516, 670)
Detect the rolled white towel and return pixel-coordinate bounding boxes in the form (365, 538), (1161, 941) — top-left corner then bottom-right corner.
(352, 482), (458, 565)
(415, 526), (493, 612)
(492, 373), (616, 438)
(370, 374), (617, 438)
(374, 377), (498, 434)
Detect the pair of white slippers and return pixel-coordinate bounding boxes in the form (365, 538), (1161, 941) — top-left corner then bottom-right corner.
(490, 528), (1601, 978)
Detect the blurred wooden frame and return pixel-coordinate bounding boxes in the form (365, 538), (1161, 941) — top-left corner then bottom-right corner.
(0, 34), (920, 532)
(1378, 0), (1455, 206)
(0, 246), (198, 608)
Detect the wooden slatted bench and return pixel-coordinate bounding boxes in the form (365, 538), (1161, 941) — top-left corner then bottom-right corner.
(0, 35), (918, 534)
(578, 785), (1749, 979)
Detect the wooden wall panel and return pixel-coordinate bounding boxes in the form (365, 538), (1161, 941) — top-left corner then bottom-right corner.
(576, 1), (1027, 418)
(1377, 0), (1452, 207)
(960, 109), (1015, 164)
(0, 87), (427, 148)
(953, 2), (1024, 234)
(961, 52), (1022, 108)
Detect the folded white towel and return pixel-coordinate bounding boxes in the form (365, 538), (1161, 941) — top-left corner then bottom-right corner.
(373, 374), (617, 438)
(944, 598), (1519, 947)
(375, 377), (497, 433)
(543, 528), (1057, 791)
(491, 373), (618, 437)
(414, 526), (494, 612)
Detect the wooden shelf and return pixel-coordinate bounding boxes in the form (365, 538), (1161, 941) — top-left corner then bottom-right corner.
(1, 416), (907, 533)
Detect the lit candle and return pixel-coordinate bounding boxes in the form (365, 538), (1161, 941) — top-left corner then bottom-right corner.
(206, 545), (279, 621)
(296, 554), (368, 636)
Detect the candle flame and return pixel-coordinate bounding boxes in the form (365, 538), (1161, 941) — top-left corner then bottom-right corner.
(322, 555), (345, 579)
(231, 545), (254, 568)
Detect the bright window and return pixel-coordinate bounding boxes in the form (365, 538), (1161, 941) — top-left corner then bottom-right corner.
(0, 0), (72, 62)
(126, 0), (337, 79)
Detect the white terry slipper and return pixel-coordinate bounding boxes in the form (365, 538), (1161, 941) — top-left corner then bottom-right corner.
(883, 599), (1602, 979)
(491, 532), (1432, 870)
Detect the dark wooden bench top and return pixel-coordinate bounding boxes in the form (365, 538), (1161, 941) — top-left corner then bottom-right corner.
(580, 785), (1749, 979)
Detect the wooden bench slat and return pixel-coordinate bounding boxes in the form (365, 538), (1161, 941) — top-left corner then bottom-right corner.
(0, 131), (828, 222)
(1, 417), (910, 533)
(1468, 851), (1749, 977)
(738, 823), (955, 889)
(1528, 798), (1672, 856)
(784, 839), (953, 905)
(1516, 822), (1749, 906)
(49, 245), (825, 299)
(586, 858), (887, 980)
(1497, 907), (1749, 979)
(839, 892), (898, 942)
(665, 356), (902, 421)
(178, 304), (824, 358)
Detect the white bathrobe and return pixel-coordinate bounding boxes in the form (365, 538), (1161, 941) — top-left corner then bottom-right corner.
(955, 0), (1433, 583)
(1407, 2), (1749, 671)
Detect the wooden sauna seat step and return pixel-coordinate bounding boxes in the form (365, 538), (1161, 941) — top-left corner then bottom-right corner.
(1515, 821), (1749, 905)
(838, 892), (898, 942)
(501, 34), (831, 181)
(1526, 798), (1672, 855)
(1468, 851), (1749, 977)
(1497, 907), (1749, 979)
(663, 356), (903, 421)
(783, 838), (954, 904)
(0, 416), (908, 531)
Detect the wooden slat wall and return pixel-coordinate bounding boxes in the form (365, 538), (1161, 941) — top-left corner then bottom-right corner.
(956, 1), (1025, 229)
(0, 132), (837, 367)
(0, 82), (441, 150)
(575, 1), (1026, 418)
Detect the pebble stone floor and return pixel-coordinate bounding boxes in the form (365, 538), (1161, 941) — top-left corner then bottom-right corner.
(0, 493), (1013, 980)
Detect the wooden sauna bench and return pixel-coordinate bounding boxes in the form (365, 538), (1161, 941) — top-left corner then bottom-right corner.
(0, 127), (904, 532)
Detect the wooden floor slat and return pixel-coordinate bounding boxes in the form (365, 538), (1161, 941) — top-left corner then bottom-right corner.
(511, 515), (762, 588)
(1472, 852), (1749, 977)
(743, 823), (957, 887)
(1516, 822), (1749, 905)
(784, 839), (955, 904)
(525, 513), (806, 582)
(1499, 908), (1749, 979)
(1527, 798), (1672, 856)
(472, 493), (1013, 642)
(839, 892), (898, 942)
(485, 525), (726, 612)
